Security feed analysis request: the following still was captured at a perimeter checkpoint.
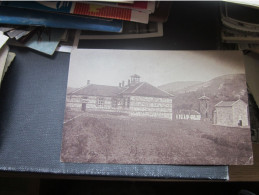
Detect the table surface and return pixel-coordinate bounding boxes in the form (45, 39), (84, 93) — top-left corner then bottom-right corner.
(229, 143), (259, 181)
(0, 2), (258, 181)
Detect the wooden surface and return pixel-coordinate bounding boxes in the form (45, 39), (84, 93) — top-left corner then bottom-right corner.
(229, 143), (259, 181)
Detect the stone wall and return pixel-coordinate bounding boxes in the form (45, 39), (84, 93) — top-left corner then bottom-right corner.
(128, 96), (173, 120)
(66, 95), (82, 111)
(215, 100), (249, 127)
(66, 95), (126, 112)
(215, 107), (233, 126)
(66, 95), (173, 120)
(232, 101), (249, 127)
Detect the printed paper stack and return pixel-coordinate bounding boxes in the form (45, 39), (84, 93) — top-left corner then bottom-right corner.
(0, 1), (155, 24)
(221, 2), (259, 51)
(0, 32), (15, 87)
(0, 1), (172, 55)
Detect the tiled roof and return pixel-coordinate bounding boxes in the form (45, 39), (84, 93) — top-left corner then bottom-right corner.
(215, 100), (237, 107)
(131, 74), (140, 78)
(68, 84), (124, 97)
(121, 82), (173, 98)
(68, 82), (173, 98)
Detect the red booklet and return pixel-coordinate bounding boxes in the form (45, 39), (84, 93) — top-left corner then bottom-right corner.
(72, 2), (150, 24)
(97, 1), (156, 13)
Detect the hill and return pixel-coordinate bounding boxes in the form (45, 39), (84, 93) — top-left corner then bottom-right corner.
(158, 81), (203, 93)
(159, 74), (247, 120)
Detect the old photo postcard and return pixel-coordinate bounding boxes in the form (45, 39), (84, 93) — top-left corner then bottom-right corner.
(61, 50), (253, 165)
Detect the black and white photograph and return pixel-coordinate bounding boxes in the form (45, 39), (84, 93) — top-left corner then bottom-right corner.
(61, 49), (253, 165)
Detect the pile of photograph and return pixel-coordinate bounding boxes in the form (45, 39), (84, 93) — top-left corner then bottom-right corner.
(221, 1), (259, 52)
(0, 1), (171, 55)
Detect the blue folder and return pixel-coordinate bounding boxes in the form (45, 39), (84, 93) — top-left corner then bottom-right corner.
(0, 6), (123, 32)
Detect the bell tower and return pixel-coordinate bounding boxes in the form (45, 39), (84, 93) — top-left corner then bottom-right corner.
(130, 74), (140, 85)
(198, 95), (210, 119)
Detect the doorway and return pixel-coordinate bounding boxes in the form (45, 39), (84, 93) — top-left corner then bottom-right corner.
(82, 103), (86, 112)
(238, 120), (242, 126)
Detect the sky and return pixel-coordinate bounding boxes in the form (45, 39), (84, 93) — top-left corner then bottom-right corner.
(68, 49), (245, 88)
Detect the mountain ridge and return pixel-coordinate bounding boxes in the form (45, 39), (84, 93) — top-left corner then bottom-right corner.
(158, 74), (247, 120)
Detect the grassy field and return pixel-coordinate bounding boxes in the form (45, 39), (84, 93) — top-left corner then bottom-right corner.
(61, 111), (253, 165)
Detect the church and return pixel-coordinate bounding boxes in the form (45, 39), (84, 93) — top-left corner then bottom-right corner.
(213, 99), (249, 127)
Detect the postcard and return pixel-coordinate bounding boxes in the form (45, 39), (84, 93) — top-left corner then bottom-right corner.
(61, 49), (253, 165)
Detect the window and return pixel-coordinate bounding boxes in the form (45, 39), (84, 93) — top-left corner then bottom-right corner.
(82, 96), (88, 103)
(127, 97), (130, 108)
(82, 103), (86, 112)
(96, 97), (104, 107)
(112, 98), (118, 108)
(117, 98), (123, 106)
(123, 98), (126, 107)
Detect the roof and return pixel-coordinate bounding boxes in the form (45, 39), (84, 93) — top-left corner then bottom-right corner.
(198, 95), (210, 100)
(68, 84), (124, 97)
(177, 110), (201, 115)
(131, 74), (140, 78)
(68, 82), (174, 98)
(121, 82), (174, 98)
(215, 99), (247, 107)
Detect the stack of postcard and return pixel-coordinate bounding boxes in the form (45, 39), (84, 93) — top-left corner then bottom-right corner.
(221, 2), (259, 52)
(0, 32), (15, 87)
(0, 1), (172, 55)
